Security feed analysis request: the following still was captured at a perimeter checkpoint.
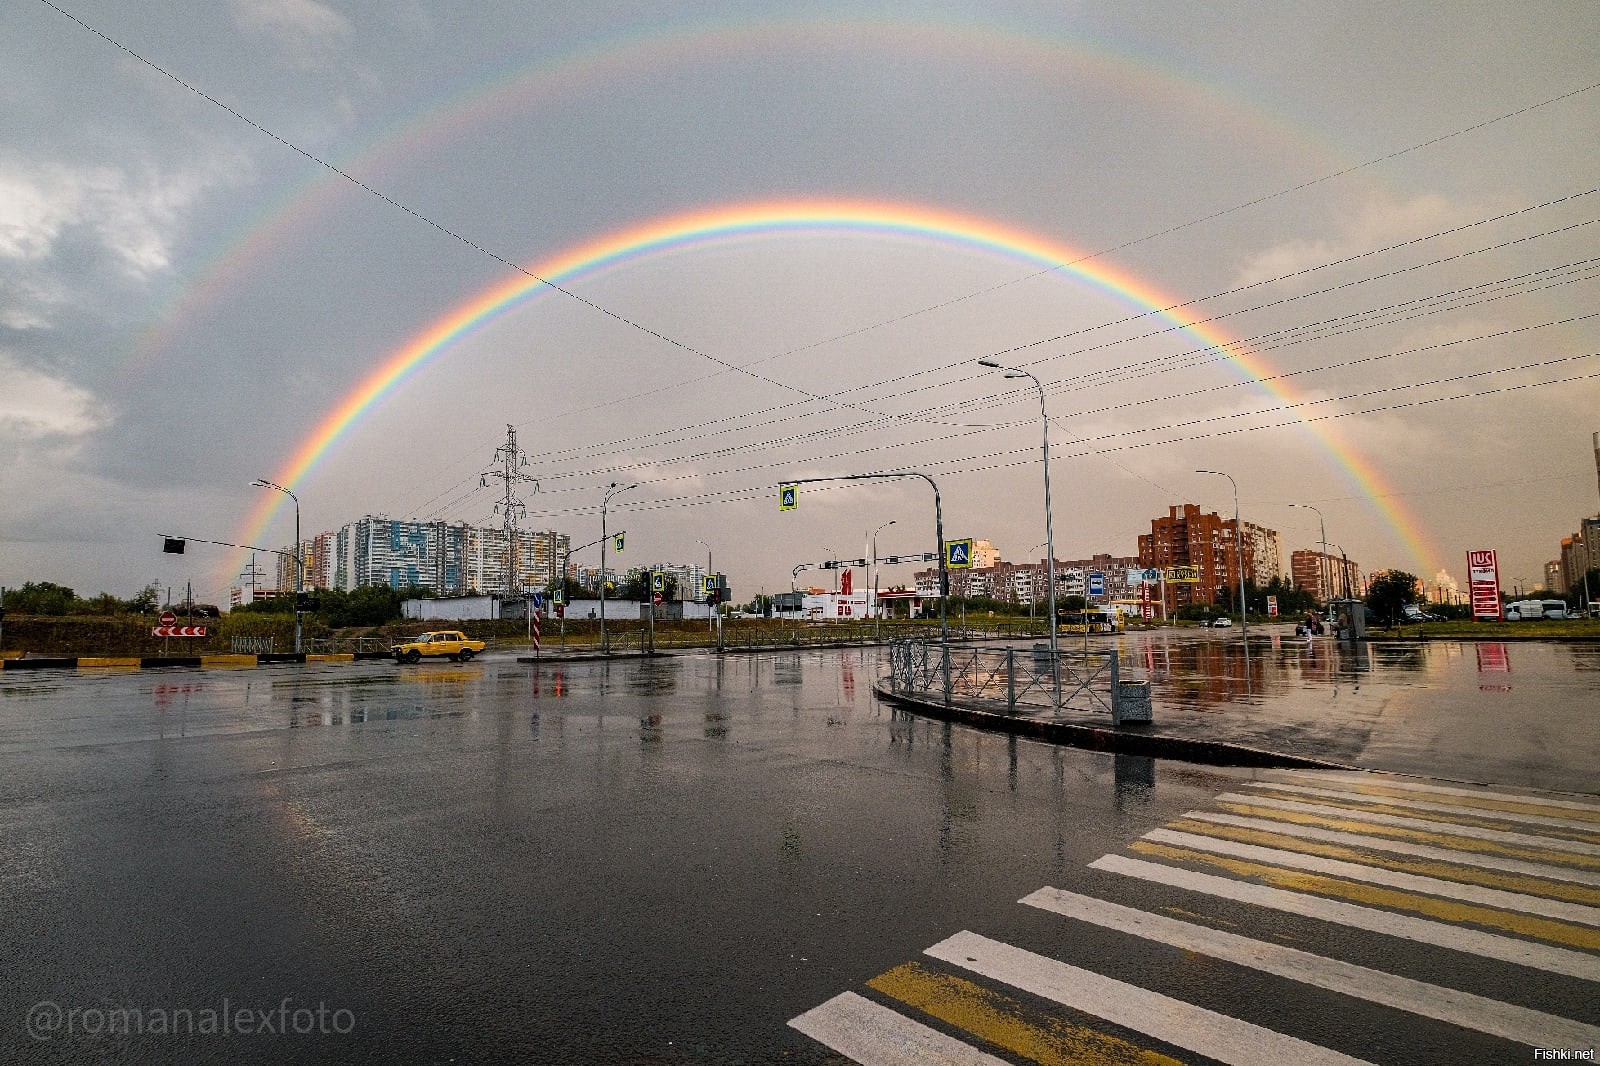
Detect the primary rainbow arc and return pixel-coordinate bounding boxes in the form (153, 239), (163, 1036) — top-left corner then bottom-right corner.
(238, 198), (1436, 574)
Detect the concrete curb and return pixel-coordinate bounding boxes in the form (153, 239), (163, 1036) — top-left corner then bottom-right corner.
(873, 683), (1358, 770)
(0, 653), (362, 672)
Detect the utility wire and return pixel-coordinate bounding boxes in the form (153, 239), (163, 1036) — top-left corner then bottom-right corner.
(43, 0), (1600, 498)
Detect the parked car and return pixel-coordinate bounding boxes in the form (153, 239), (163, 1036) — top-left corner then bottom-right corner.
(1210, 616), (1234, 628)
(1401, 604), (1440, 622)
(391, 631), (486, 663)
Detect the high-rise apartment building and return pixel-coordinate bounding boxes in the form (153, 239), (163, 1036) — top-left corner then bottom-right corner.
(1290, 549), (1364, 602)
(323, 517), (569, 595)
(1138, 504), (1281, 613)
(333, 517), (468, 593)
(1560, 517), (1600, 597)
(465, 526), (569, 594)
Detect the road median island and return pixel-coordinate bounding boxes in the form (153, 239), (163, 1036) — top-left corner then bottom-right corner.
(874, 683), (1354, 770)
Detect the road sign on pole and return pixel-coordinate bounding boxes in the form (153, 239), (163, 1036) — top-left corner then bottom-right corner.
(152, 626), (206, 637)
(779, 485), (797, 511)
(946, 539), (974, 569)
(613, 533), (625, 552)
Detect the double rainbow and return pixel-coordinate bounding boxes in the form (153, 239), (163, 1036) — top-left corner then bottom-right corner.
(236, 199), (1435, 571)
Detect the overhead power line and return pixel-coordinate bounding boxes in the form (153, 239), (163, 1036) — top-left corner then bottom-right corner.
(42, 0), (1600, 460)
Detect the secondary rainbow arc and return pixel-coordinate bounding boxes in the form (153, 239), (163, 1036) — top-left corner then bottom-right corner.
(123, 12), (1345, 383)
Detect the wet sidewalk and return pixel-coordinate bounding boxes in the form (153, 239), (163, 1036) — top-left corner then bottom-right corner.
(881, 630), (1600, 796)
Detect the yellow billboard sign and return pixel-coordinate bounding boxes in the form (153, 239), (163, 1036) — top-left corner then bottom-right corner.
(1164, 565), (1201, 584)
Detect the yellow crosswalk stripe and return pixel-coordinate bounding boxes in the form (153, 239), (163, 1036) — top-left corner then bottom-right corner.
(1168, 817), (1600, 907)
(1129, 840), (1600, 951)
(1273, 780), (1600, 826)
(1217, 800), (1600, 870)
(867, 962), (1186, 1066)
(1244, 782), (1600, 835)
(1236, 789), (1600, 845)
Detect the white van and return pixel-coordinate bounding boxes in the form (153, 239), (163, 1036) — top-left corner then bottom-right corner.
(1504, 599), (1567, 620)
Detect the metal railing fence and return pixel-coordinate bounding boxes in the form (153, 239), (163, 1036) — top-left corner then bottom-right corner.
(887, 639), (1135, 717)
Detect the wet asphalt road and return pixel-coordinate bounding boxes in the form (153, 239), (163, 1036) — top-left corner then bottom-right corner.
(0, 650), (1255, 1063)
(2, 645), (1596, 1063)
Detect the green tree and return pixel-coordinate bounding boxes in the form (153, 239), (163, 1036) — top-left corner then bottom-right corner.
(1366, 570), (1420, 625)
(127, 583), (160, 614)
(4, 581), (78, 615)
(319, 584), (421, 627)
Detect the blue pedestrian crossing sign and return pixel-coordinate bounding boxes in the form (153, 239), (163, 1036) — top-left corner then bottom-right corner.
(779, 484), (797, 511)
(651, 572), (665, 592)
(703, 575), (716, 594)
(946, 538), (974, 569)
(552, 589), (564, 605)
(613, 533), (625, 552)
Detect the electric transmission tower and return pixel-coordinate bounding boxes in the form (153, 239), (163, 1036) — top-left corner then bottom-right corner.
(238, 554), (268, 599)
(480, 424), (540, 592)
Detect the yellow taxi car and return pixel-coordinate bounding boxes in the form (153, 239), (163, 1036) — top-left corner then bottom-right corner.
(391, 630), (486, 664)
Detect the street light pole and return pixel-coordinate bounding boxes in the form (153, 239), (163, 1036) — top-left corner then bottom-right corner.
(1197, 469), (1248, 644)
(791, 562), (815, 620)
(696, 538), (713, 634)
(251, 478), (302, 654)
(1289, 502), (1329, 608)
(1328, 543), (1353, 600)
(870, 519), (895, 639)
(783, 473), (948, 646)
(599, 482), (637, 654)
(979, 360), (1059, 707)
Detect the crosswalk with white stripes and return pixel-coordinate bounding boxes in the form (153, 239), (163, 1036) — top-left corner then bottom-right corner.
(789, 770), (1600, 1064)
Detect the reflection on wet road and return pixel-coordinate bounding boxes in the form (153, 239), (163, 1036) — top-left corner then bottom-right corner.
(1, 639), (1595, 1062)
(1114, 630), (1600, 790)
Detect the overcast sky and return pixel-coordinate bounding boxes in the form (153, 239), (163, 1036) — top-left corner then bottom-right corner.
(4, 0), (1597, 603)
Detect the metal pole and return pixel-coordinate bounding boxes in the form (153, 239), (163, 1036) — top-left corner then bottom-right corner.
(1291, 503), (1328, 608)
(252, 479), (302, 654)
(783, 471), (946, 644)
(871, 519), (895, 640)
(697, 539), (713, 635)
(598, 482), (636, 654)
(979, 361), (1059, 708)
(1197, 470), (1247, 643)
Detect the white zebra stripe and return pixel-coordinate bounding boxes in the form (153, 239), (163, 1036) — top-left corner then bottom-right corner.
(1021, 886), (1600, 1049)
(1181, 810), (1600, 888)
(1260, 772), (1600, 815)
(1143, 827), (1600, 927)
(1216, 793), (1600, 858)
(925, 929), (1374, 1066)
(788, 991), (1009, 1065)
(1244, 782), (1600, 834)
(1089, 853), (1600, 981)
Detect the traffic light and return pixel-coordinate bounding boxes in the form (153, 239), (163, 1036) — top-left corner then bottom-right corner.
(163, 538), (186, 554)
(295, 591), (320, 613)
